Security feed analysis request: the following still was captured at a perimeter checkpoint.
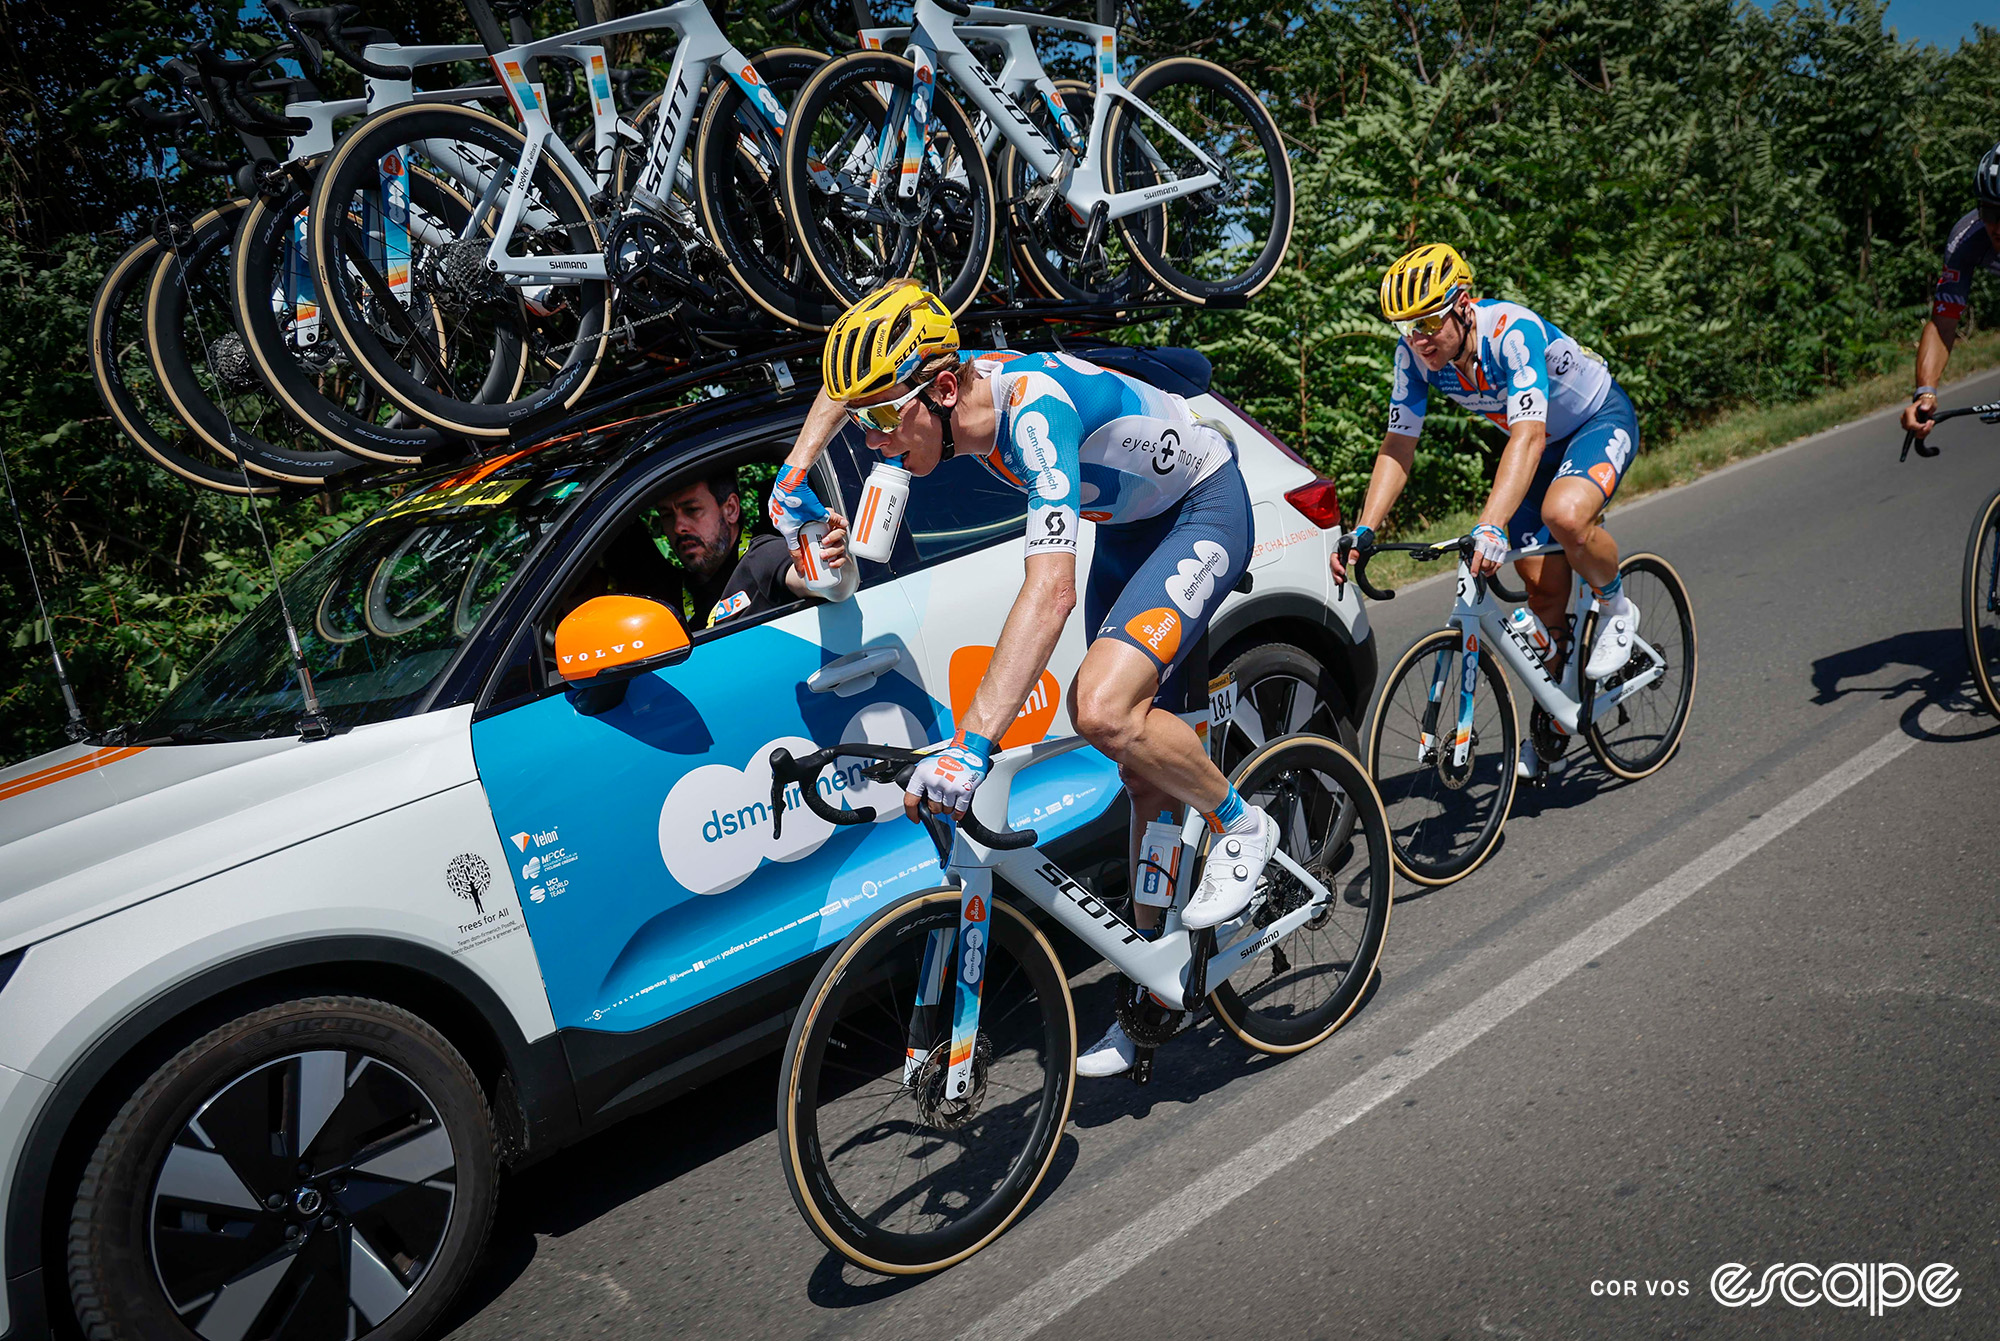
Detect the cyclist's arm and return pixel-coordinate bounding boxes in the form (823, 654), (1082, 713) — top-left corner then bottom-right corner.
(1353, 432), (1419, 534)
(1901, 316), (1959, 437)
(961, 551), (1077, 743)
(959, 371), (1085, 740)
(1478, 315), (1552, 540)
(781, 389), (848, 472)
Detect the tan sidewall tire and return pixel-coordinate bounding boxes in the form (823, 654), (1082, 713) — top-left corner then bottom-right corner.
(1206, 734), (1393, 1054)
(1366, 627), (1517, 887)
(780, 889), (1074, 1274)
(1579, 552), (1699, 781)
(1964, 491), (2000, 718)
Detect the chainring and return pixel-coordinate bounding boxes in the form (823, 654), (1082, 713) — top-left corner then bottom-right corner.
(1530, 705), (1572, 763)
(1114, 979), (1189, 1048)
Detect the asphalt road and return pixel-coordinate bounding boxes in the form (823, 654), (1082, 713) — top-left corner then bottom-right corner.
(441, 366), (2000, 1340)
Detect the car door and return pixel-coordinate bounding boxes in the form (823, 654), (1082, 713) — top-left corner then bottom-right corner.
(838, 436), (1124, 844)
(468, 446), (953, 1036)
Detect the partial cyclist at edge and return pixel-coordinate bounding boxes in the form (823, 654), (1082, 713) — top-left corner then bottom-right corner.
(1899, 142), (2000, 446)
(771, 281), (1266, 1079)
(1330, 243), (1644, 781)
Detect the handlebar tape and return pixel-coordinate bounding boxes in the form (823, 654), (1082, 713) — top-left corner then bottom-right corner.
(1488, 572), (1529, 603)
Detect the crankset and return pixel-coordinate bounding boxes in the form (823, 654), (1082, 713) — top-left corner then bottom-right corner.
(1114, 977), (1189, 1049)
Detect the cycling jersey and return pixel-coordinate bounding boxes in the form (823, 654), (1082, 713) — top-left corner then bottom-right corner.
(1386, 299), (1612, 442)
(1932, 209), (2000, 323)
(962, 350), (1233, 556)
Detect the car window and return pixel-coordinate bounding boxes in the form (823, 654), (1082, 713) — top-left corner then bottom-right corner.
(899, 454), (1027, 568)
(140, 468), (590, 740)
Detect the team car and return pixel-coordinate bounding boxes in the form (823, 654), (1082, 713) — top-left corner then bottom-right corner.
(0, 344), (1373, 1340)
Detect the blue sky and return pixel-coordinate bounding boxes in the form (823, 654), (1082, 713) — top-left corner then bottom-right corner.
(1750, 0), (1987, 49)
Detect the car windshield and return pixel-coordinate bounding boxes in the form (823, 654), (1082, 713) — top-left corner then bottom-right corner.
(139, 465), (592, 741)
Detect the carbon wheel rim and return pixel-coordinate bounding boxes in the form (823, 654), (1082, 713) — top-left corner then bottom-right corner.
(1967, 495), (2000, 716)
(147, 1049), (456, 1339)
(1580, 556), (1696, 777)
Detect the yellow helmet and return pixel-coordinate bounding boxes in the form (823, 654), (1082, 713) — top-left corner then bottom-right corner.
(1379, 244), (1473, 324)
(822, 282), (959, 401)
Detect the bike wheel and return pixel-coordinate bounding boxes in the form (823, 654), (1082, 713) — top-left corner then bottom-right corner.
(89, 231), (279, 496)
(1962, 487), (2000, 718)
(1578, 553), (1697, 780)
(695, 46), (844, 331)
(1000, 80), (1150, 304)
(308, 103), (607, 439)
(1103, 57), (1293, 304)
(1367, 626), (1518, 887)
(779, 888), (1074, 1274)
(145, 201), (368, 486)
(781, 50), (996, 315)
(1207, 734), (1393, 1053)
(234, 166), (468, 465)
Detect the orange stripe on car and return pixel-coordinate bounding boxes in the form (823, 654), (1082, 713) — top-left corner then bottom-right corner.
(0, 745), (147, 804)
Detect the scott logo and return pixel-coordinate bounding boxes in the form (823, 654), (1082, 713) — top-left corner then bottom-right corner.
(1035, 861), (1145, 945)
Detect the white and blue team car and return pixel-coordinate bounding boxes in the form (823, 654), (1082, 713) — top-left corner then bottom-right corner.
(0, 345), (1372, 1341)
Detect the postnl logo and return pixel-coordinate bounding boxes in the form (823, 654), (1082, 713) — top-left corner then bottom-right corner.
(1009, 378), (1029, 407)
(965, 894), (987, 922)
(1588, 462), (1618, 496)
(949, 645), (1060, 747)
(1125, 607), (1182, 662)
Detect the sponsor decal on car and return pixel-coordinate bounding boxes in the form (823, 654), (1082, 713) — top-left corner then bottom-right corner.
(948, 646), (1060, 746)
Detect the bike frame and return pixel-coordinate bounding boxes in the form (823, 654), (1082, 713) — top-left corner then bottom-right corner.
(1424, 541), (1667, 770)
(858, 22), (1083, 161)
(920, 702), (1341, 1101)
(874, 0), (1224, 220)
(475, 0), (784, 284)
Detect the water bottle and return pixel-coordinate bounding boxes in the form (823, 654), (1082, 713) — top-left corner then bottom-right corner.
(849, 458), (911, 564)
(1507, 606), (1552, 665)
(1136, 810), (1182, 908)
(795, 517), (857, 601)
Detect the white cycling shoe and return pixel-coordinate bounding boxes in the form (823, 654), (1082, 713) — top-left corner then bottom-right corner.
(1183, 805), (1274, 929)
(1586, 596), (1641, 680)
(1077, 1020), (1138, 1077)
(1516, 740), (1544, 781)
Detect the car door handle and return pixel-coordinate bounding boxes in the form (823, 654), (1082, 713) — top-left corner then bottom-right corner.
(807, 647), (902, 696)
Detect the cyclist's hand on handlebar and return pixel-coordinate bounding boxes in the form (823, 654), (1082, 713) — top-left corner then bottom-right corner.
(1469, 522), (1509, 577)
(768, 463), (827, 566)
(904, 732), (992, 823)
(1329, 524), (1374, 586)
(1900, 396), (1938, 440)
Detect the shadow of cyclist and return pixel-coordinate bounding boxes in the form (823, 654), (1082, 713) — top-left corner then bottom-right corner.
(1808, 627), (1999, 743)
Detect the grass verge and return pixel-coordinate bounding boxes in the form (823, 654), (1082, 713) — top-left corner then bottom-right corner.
(1360, 330), (2000, 593)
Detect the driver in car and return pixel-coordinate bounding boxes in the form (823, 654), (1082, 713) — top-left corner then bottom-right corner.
(657, 468), (849, 629)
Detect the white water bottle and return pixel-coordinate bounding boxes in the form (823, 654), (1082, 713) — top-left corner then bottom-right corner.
(795, 517), (857, 600)
(1507, 606), (1552, 665)
(850, 458), (911, 564)
(1136, 811), (1182, 908)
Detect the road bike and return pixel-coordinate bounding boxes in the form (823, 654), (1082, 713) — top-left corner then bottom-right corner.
(851, 16), (1144, 303)
(1349, 534), (1697, 886)
(305, 0), (827, 439)
(1902, 396), (2000, 716)
(780, 0), (1293, 315)
(770, 711), (1390, 1273)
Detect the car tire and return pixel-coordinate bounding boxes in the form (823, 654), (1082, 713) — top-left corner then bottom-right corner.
(67, 996), (497, 1341)
(1211, 641), (1357, 778)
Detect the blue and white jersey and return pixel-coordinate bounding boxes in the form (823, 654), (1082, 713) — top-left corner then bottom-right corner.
(966, 350), (1232, 557)
(1386, 299), (1613, 443)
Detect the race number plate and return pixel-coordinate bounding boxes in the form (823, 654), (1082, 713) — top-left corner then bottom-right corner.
(1207, 671), (1239, 729)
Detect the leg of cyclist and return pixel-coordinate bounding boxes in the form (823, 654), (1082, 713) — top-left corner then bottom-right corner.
(1545, 386), (1641, 681)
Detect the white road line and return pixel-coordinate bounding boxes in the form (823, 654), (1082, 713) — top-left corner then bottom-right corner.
(960, 722), (1927, 1341)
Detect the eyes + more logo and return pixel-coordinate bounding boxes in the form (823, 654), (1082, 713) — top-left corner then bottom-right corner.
(656, 703), (927, 896)
(1709, 1262), (1960, 1315)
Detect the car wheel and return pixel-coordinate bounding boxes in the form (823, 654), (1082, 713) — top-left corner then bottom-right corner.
(1211, 641), (1357, 777)
(67, 996), (497, 1341)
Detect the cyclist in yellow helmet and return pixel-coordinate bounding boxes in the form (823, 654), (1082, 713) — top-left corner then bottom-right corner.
(774, 281), (1268, 1078)
(1331, 244), (1643, 781)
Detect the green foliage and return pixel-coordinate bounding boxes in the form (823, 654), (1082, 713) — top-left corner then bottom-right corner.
(0, 0), (1996, 764)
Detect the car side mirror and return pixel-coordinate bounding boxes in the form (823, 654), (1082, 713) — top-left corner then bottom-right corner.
(554, 595), (691, 715)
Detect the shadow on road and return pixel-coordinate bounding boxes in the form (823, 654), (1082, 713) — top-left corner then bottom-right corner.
(1808, 627), (2000, 742)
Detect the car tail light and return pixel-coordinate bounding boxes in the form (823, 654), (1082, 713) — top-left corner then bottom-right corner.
(1284, 479), (1343, 530)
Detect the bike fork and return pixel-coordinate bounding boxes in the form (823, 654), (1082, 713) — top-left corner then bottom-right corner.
(1453, 633), (1481, 770)
(944, 866), (994, 1100)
